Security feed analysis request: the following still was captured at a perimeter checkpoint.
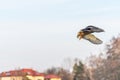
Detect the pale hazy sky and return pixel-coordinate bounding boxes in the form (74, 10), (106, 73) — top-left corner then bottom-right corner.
(0, 0), (120, 72)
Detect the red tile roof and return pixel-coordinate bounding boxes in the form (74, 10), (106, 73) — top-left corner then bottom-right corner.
(0, 68), (45, 77)
(0, 68), (61, 79)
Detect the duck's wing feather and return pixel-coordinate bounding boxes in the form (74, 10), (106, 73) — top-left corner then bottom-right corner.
(83, 25), (104, 33)
(83, 34), (103, 44)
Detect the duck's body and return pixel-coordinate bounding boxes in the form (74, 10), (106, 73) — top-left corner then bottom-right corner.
(77, 25), (104, 44)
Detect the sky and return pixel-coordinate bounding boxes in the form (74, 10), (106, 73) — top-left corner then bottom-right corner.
(0, 0), (120, 72)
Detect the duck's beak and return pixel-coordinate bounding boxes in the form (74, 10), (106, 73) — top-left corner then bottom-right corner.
(77, 31), (84, 39)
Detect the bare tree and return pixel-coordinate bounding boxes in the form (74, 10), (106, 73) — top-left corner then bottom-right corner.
(61, 58), (74, 72)
(45, 67), (73, 80)
(88, 35), (120, 80)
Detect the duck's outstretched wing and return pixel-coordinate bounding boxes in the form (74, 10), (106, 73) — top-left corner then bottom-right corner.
(83, 34), (103, 44)
(82, 25), (104, 33)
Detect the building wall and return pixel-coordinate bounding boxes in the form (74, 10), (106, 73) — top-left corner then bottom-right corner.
(50, 78), (61, 80)
(0, 76), (61, 80)
(10, 76), (23, 80)
(0, 77), (11, 80)
(0, 76), (45, 80)
(26, 75), (34, 80)
(0, 76), (23, 80)
(34, 76), (44, 80)
(45, 78), (61, 80)
(27, 75), (44, 80)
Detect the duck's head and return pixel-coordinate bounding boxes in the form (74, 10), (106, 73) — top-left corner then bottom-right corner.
(77, 31), (84, 39)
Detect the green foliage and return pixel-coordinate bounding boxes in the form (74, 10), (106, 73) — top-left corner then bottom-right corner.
(73, 61), (84, 74)
(72, 60), (89, 80)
